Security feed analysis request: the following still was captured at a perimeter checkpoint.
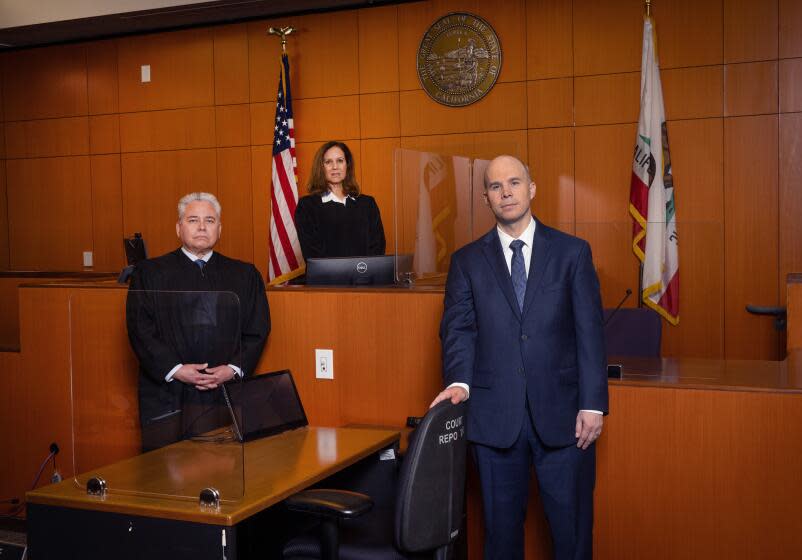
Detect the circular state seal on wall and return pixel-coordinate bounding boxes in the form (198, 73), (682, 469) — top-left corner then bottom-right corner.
(416, 12), (502, 107)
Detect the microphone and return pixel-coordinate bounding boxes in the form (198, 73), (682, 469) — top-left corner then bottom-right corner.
(604, 289), (632, 327)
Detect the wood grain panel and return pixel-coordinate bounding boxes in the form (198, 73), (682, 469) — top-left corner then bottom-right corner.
(780, 114), (802, 305)
(4, 117), (89, 159)
(573, 0), (642, 76)
(359, 92), (400, 138)
(780, 0), (802, 58)
(293, 96), (361, 142)
(90, 154), (125, 271)
(724, 0), (778, 63)
(790, 281), (802, 350)
(527, 78), (573, 129)
(261, 289), (444, 426)
(724, 115), (779, 359)
(724, 61), (778, 116)
(119, 107), (215, 152)
(2, 43), (88, 120)
(0, 122), (4, 157)
(597, 386), (802, 559)
(575, 123), (636, 224)
(575, 123), (638, 305)
(662, 65), (724, 120)
(655, 0), (723, 68)
(89, 114), (120, 155)
(670, 119), (724, 224)
(358, 5), (399, 94)
(121, 150), (218, 258)
(6, 288), (74, 509)
(67, 289), (141, 468)
(400, 130), (528, 161)
(0, 161), (7, 270)
(86, 40), (119, 115)
(215, 104), (251, 147)
(250, 12), (359, 101)
(6, 157), (93, 270)
(528, 127), (574, 228)
(780, 58), (802, 113)
(0, 278), (22, 349)
(399, 82), (526, 136)
(574, 72), (639, 126)
(665, 118), (725, 357)
(215, 147), (254, 264)
(361, 138), (400, 253)
(397, 0), (527, 90)
(250, 144), (271, 282)
(213, 24), (250, 106)
(661, 120), (724, 358)
(249, 102), (274, 146)
(117, 28), (215, 113)
(526, 0), (573, 79)
(246, 19), (287, 104)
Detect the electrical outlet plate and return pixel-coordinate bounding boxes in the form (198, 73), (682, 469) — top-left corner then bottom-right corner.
(141, 64), (151, 82)
(315, 349), (333, 379)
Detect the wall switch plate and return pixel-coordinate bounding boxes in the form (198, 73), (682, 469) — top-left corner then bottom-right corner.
(315, 349), (333, 379)
(141, 64), (151, 83)
(83, 251), (93, 267)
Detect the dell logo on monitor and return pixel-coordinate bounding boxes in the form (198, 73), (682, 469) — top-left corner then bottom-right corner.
(356, 261), (368, 274)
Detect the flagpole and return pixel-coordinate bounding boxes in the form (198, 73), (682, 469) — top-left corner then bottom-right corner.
(268, 26), (295, 53)
(645, 0), (651, 17)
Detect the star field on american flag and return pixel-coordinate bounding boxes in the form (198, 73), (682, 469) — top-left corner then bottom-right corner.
(273, 87), (293, 154)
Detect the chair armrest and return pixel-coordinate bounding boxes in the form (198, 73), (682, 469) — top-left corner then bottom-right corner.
(285, 489), (373, 519)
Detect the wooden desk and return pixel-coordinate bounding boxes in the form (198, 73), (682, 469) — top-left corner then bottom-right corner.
(26, 426), (399, 558)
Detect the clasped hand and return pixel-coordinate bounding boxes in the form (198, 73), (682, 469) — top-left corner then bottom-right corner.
(173, 363), (235, 391)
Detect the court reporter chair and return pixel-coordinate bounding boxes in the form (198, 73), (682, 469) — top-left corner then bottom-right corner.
(603, 307), (662, 358)
(282, 400), (468, 560)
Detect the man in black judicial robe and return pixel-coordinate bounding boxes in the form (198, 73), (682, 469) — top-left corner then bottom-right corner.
(126, 193), (270, 451)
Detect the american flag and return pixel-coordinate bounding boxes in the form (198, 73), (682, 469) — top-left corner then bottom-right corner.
(268, 54), (304, 283)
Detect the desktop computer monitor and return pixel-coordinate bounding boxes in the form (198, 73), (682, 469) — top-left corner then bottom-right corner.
(305, 255), (410, 286)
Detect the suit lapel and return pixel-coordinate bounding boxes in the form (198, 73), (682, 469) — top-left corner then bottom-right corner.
(480, 229), (522, 321)
(522, 219), (552, 317)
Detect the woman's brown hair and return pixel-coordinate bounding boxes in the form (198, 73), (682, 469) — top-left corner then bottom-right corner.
(306, 141), (361, 197)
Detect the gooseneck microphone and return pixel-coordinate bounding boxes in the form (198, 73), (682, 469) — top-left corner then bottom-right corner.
(604, 289), (633, 326)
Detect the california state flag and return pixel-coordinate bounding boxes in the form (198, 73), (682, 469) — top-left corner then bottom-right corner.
(629, 15), (679, 325)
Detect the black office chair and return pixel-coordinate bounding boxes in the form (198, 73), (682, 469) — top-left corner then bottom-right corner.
(282, 400), (468, 560)
(603, 307), (662, 358)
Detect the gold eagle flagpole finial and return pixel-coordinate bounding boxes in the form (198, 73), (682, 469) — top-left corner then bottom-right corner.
(645, 0), (652, 17)
(268, 26), (295, 53)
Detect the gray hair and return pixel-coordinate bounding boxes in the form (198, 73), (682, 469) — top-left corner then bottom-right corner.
(177, 192), (221, 220)
(483, 156), (532, 190)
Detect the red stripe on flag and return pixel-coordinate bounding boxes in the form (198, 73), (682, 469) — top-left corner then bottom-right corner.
(274, 153), (298, 215)
(629, 172), (649, 253)
(270, 184), (299, 270)
(657, 270), (679, 319)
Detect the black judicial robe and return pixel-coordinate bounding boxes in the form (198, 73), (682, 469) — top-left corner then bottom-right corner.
(126, 248), (270, 450)
(294, 194), (386, 260)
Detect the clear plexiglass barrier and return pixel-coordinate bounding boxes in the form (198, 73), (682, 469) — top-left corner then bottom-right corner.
(68, 290), (245, 503)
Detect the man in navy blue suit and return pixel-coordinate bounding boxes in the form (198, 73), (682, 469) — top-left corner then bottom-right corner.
(430, 155), (608, 560)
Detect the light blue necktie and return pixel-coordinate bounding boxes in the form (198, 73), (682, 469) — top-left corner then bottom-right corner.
(510, 239), (526, 312)
(195, 259), (206, 270)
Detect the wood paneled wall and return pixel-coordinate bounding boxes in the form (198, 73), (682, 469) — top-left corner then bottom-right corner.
(1, 0), (801, 359)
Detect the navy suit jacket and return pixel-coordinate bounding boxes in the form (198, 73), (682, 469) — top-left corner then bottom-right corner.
(440, 219), (608, 449)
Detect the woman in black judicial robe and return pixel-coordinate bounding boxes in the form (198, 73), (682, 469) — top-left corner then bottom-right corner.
(294, 141), (386, 260)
